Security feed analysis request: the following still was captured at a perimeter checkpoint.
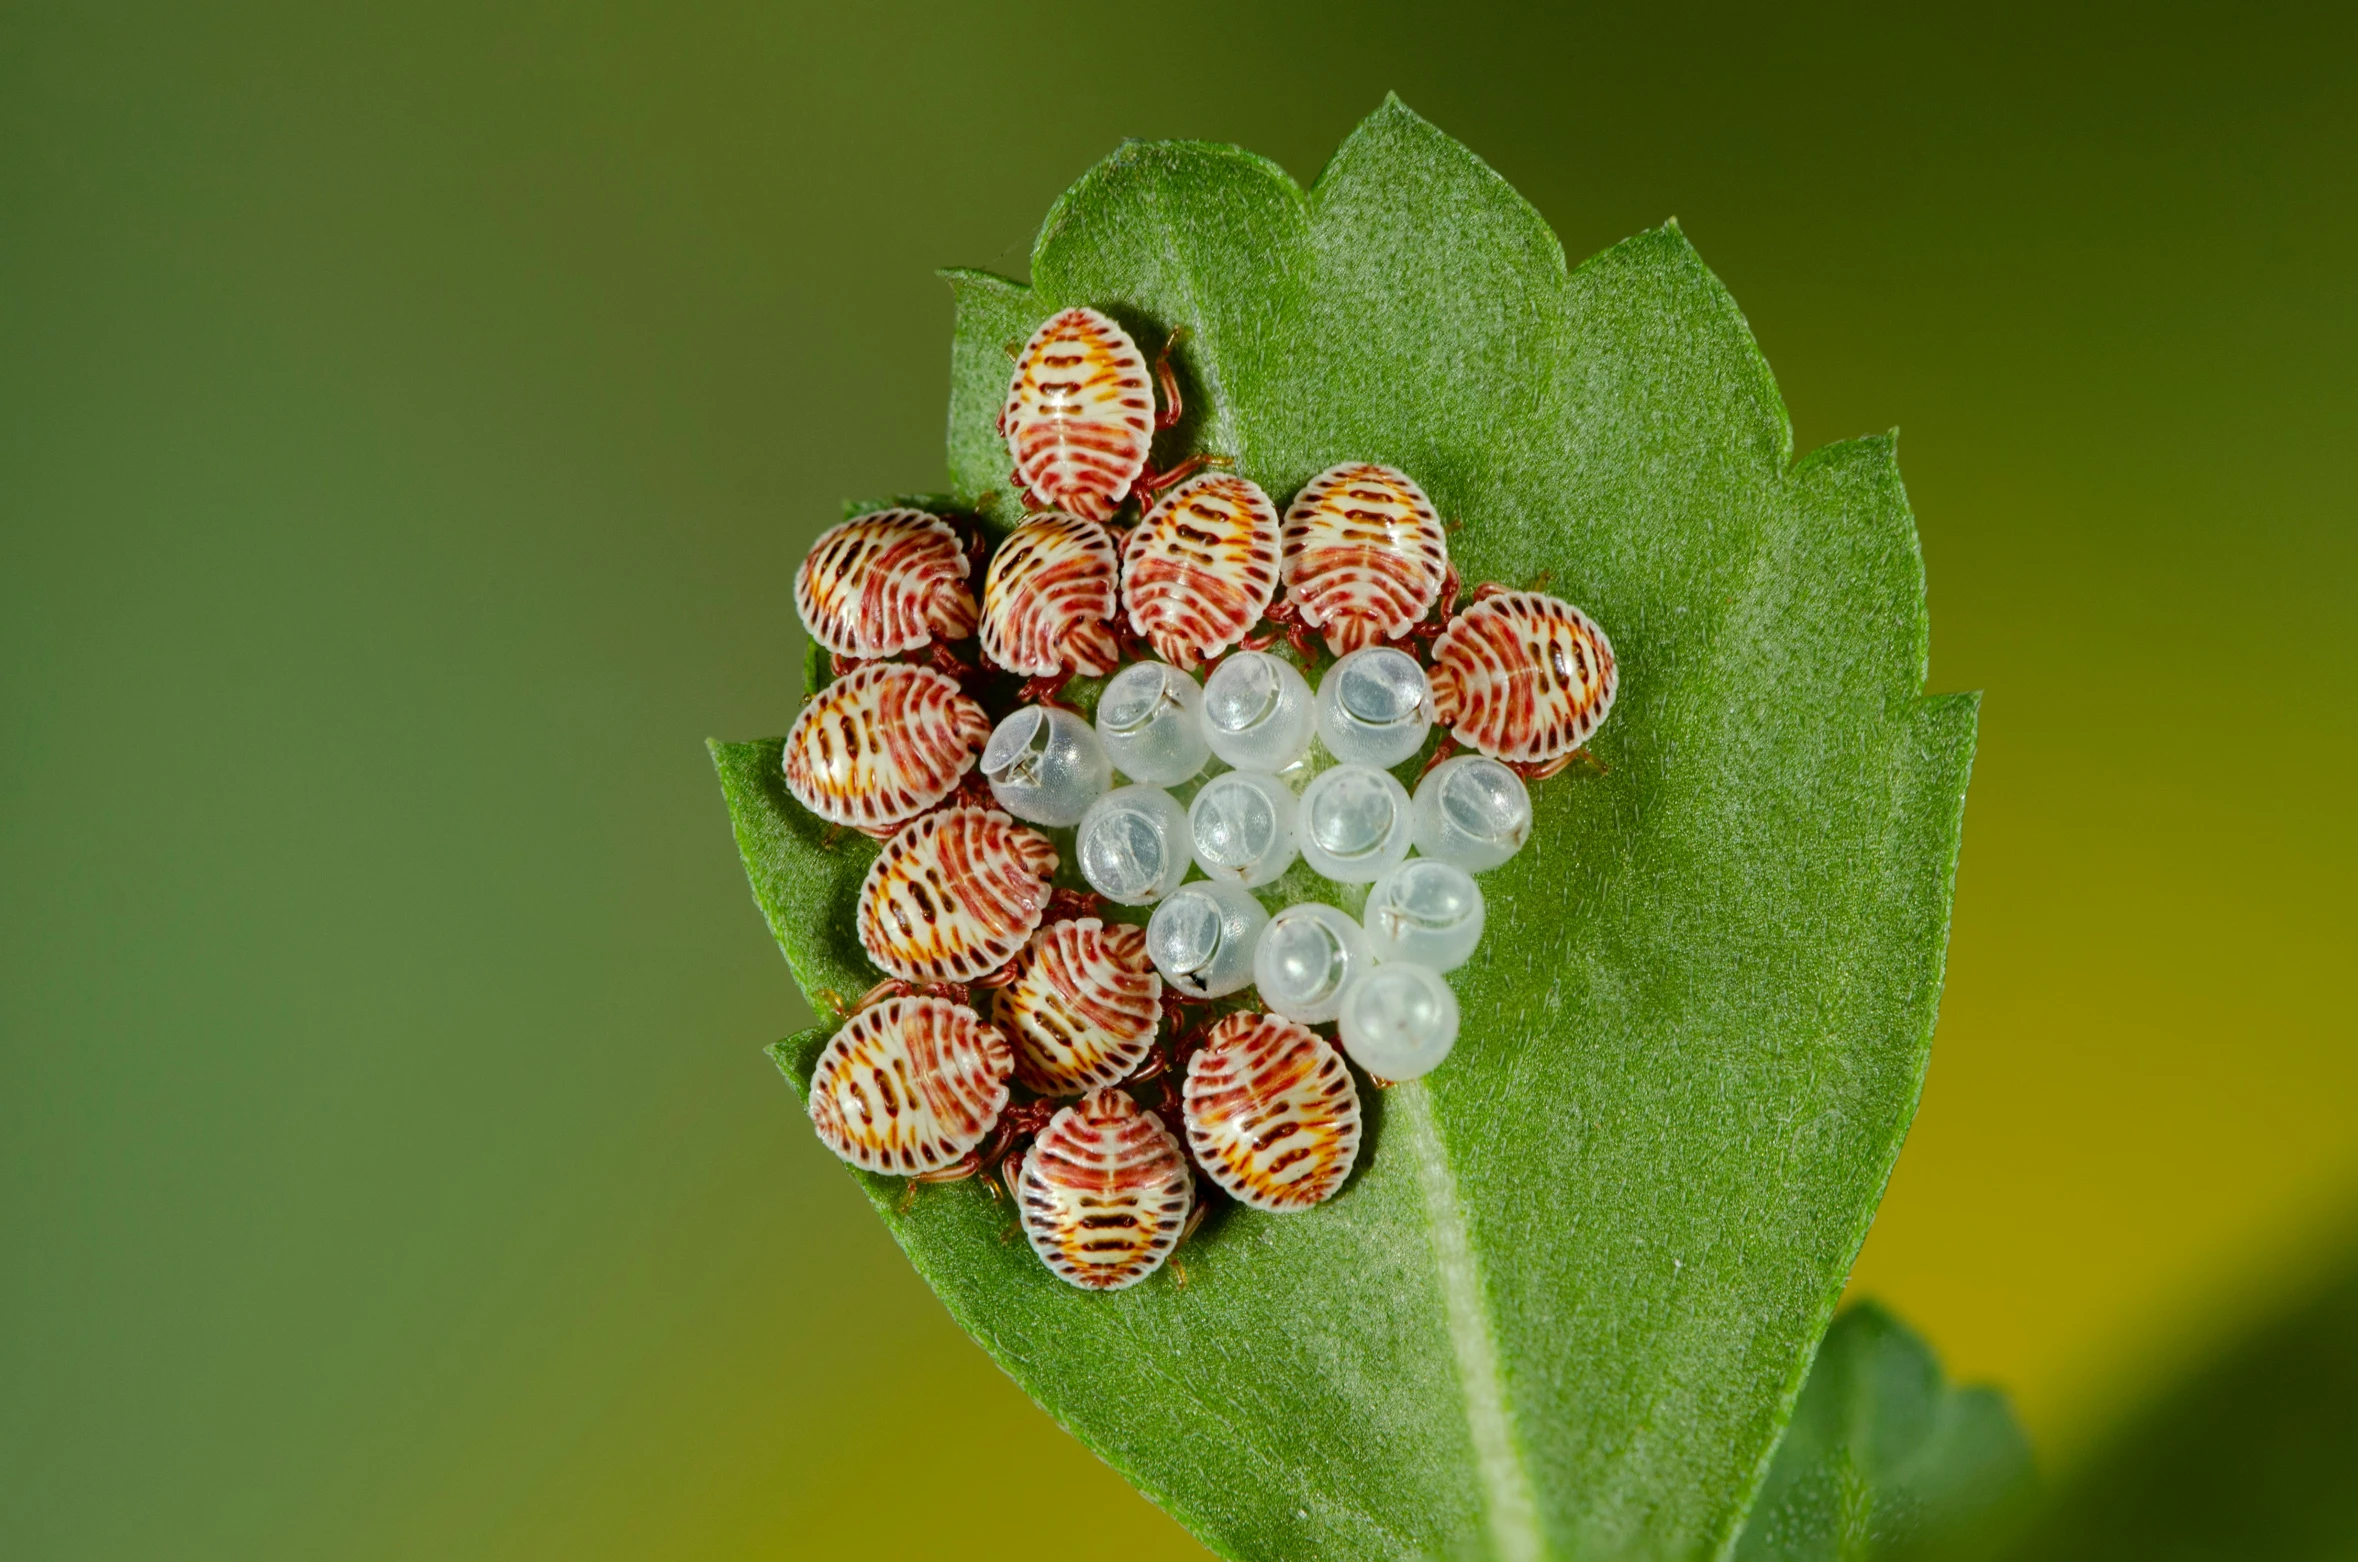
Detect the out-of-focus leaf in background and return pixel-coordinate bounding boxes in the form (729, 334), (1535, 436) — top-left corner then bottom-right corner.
(719, 98), (1977, 1561)
(1736, 1303), (2032, 1562)
(1995, 1228), (2358, 1562)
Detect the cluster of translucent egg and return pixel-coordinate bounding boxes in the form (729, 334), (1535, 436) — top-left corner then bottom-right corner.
(1026, 650), (1540, 1082)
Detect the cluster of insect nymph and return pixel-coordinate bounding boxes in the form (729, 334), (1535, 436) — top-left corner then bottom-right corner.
(784, 306), (1618, 1292)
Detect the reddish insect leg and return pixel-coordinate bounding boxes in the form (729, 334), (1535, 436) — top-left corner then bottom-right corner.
(1045, 887), (1111, 922)
(1152, 327), (1189, 429)
(1510, 747), (1606, 782)
(1246, 597), (1322, 663)
(827, 977), (975, 1019)
(1016, 672), (1074, 707)
(1131, 452), (1233, 509)
(1399, 562), (1463, 648)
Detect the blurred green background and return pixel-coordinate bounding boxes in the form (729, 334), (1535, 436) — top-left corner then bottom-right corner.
(4, 2), (2352, 1556)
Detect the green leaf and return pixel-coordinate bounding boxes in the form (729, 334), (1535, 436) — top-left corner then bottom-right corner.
(715, 97), (1977, 1561)
(1996, 1236), (2358, 1562)
(1734, 1304), (2032, 1562)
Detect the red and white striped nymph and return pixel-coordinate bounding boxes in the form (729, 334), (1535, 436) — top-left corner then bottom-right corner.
(855, 806), (1059, 986)
(1000, 306), (1167, 523)
(1016, 1088), (1194, 1291)
(978, 512), (1123, 680)
(1428, 588), (1618, 775)
(1279, 463), (1451, 655)
(1121, 473), (1282, 670)
(994, 918), (1161, 1096)
(1181, 1011), (1361, 1212)
(793, 508), (978, 662)
(780, 663), (989, 836)
(806, 995), (1012, 1177)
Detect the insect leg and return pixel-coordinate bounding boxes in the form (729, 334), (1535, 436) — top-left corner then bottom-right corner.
(1131, 452), (1234, 507)
(1152, 326), (1189, 429)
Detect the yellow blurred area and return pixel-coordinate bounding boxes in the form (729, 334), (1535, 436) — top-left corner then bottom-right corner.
(3, 2), (2350, 1557)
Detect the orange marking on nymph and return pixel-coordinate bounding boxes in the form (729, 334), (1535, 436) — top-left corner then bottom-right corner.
(857, 807), (1056, 984)
(1280, 463), (1451, 656)
(794, 509), (978, 660)
(1121, 473), (1282, 669)
(979, 512), (1122, 678)
(995, 919), (1161, 1095)
(1017, 1089), (1193, 1290)
(1181, 1012), (1361, 1212)
(1428, 590), (1617, 765)
(781, 663), (988, 834)
(807, 996), (1012, 1176)
(1003, 307), (1157, 523)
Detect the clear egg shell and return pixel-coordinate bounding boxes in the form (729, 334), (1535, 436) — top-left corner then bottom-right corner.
(1145, 880), (1270, 999)
(1297, 763), (1414, 882)
(1094, 661), (1211, 785)
(1410, 755), (1532, 873)
(1363, 858), (1485, 972)
(1187, 770), (1299, 888)
(1076, 785), (1193, 905)
(1200, 651), (1315, 772)
(982, 704), (1112, 827)
(1252, 902), (1374, 1025)
(1314, 646), (1434, 768)
(1336, 961), (1459, 1081)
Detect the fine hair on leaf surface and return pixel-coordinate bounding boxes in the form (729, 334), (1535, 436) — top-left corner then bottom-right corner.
(715, 95), (1979, 1562)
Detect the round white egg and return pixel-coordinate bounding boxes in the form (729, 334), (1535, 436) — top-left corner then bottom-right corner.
(1410, 754), (1531, 872)
(1314, 646), (1433, 768)
(1297, 763), (1414, 882)
(1200, 651), (1315, 772)
(1094, 661), (1210, 786)
(1253, 902), (1373, 1025)
(1336, 962), (1459, 1081)
(981, 704), (1112, 827)
(1076, 785), (1192, 905)
(1188, 770), (1299, 888)
(1363, 858), (1485, 971)
(1145, 880), (1270, 999)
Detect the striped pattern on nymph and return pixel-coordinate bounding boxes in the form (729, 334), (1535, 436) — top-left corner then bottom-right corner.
(1120, 473), (1282, 670)
(1181, 1011), (1362, 1212)
(994, 918), (1161, 1096)
(978, 512), (1123, 678)
(1017, 1088), (1194, 1291)
(856, 806), (1059, 985)
(1428, 589), (1619, 765)
(780, 663), (989, 835)
(1001, 306), (1155, 522)
(793, 508), (978, 660)
(1279, 463), (1450, 655)
(806, 996), (1012, 1176)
